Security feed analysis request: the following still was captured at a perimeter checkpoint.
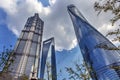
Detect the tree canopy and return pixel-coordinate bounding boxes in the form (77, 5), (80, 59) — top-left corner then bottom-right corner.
(94, 0), (120, 26)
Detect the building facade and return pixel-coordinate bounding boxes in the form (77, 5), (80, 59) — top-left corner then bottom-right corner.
(40, 37), (57, 80)
(68, 4), (120, 80)
(8, 13), (44, 79)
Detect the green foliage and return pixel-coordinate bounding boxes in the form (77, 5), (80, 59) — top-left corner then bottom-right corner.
(94, 0), (120, 49)
(95, 41), (120, 50)
(19, 74), (29, 80)
(0, 72), (13, 80)
(0, 45), (14, 72)
(94, 0), (120, 25)
(65, 62), (91, 80)
(106, 29), (120, 45)
(46, 62), (51, 80)
(106, 29), (120, 37)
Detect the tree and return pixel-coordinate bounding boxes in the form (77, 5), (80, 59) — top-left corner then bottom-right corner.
(0, 72), (13, 80)
(0, 45), (15, 80)
(94, 0), (120, 48)
(0, 45), (14, 72)
(65, 62), (91, 80)
(94, 0), (120, 77)
(94, 0), (120, 25)
(46, 61), (51, 80)
(19, 74), (29, 80)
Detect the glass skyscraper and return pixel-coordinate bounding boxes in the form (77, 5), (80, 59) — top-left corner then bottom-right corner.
(68, 4), (120, 80)
(8, 13), (44, 79)
(40, 37), (57, 80)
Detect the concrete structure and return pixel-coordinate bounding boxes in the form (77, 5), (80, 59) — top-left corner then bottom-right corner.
(68, 4), (120, 80)
(8, 13), (44, 79)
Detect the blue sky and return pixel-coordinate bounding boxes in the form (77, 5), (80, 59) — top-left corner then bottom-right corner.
(0, 8), (16, 52)
(39, 0), (50, 7)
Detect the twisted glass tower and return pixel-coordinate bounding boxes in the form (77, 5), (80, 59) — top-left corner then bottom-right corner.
(68, 4), (120, 80)
(8, 13), (44, 79)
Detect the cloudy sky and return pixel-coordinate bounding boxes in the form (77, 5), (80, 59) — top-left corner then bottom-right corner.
(0, 0), (117, 52)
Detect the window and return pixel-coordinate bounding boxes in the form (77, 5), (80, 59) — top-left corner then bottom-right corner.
(29, 43), (37, 55)
(22, 32), (28, 39)
(16, 41), (26, 53)
(32, 34), (39, 42)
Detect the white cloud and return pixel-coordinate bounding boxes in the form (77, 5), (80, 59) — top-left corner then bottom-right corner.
(0, 0), (17, 15)
(70, 39), (77, 49)
(0, 0), (51, 36)
(98, 24), (116, 35)
(11, 27), (19, 36)
(49, 0), (56, 5)
(0, 0), (116, 50)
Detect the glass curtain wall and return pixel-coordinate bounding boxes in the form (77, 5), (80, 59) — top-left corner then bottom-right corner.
(68, 4), (120, 80)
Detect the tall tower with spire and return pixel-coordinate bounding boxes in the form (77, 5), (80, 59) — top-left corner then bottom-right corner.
(68, 4), (120, 80)
(8, 13), (44, 79)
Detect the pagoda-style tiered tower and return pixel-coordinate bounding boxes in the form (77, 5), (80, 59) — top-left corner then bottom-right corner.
(9, 13), (44, 80)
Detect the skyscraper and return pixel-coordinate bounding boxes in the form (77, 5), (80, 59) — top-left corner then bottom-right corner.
(8, 13), (44, 79)
(40, 37), (57, 80)
(68, 4), (120, 80)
